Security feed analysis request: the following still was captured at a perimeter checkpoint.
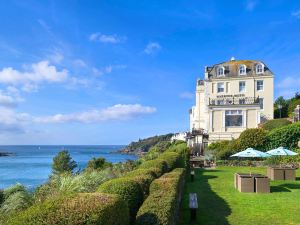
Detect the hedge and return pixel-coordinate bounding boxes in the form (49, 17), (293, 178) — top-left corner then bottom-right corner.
(158, 152), (181, 171)
(262, 118), (292, 131)
(135, 168), (186, 225)
(6, 193), (129, 225)
(127, 174), (155, 197)
(125, 168), (158, 179)
(97, 178), (143, 224)
(266, 122), (300, 150)
(238, 128), (267, 150)
(138, 159), (168, 176)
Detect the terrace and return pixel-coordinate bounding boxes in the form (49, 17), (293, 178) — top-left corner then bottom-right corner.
(209, 96), (260, 106)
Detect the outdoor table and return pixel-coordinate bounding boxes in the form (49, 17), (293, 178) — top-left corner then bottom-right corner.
(235, 173), (270, 193)
(189, 193), (198, 221)
(267, 167), (297, 181)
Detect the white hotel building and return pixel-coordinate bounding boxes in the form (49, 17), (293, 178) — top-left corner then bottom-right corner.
(189, 58), (274, 143)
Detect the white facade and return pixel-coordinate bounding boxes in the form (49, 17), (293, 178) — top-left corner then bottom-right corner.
(190, 59), (274, 142)
(171, 132), (187, 142)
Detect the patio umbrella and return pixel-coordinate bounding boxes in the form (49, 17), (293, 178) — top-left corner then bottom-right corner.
(230, 148), (271, 158)
(266, 147), (298, 156)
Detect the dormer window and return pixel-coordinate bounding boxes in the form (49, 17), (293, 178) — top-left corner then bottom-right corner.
(239, 65), (246, 75)
(217, 67), (225, 76)
(256, 64), (264, 74)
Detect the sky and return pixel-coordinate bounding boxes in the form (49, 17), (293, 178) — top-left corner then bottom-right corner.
(0, 0), (299, 145)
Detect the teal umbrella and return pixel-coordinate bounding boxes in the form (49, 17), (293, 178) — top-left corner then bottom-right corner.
(230, 148), (271, 158)
(266, 147), (298, 156)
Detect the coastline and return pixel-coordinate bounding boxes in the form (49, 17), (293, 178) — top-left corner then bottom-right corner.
(0, 152), (14, 157)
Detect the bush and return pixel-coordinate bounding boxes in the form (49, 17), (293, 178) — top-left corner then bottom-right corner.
(135, 168), (185, 225)
(127, 174), (155, 197)
(238, 128), (267, 150)
(138, 159), (168, 176)
(85, 157), (112, 172)
(262, 119), (292, 131)
(158, 152), (181, 171)
(266, 122), (300, 150)
(97, 178), (143, 223)
(7, 193), (129, 225)
(1, 184), (33, 215)
(209, 140), (241, 160)
(125, 169), (158, 179)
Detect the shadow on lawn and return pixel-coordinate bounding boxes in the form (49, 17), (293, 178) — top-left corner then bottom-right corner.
(191, 169), (231, 225)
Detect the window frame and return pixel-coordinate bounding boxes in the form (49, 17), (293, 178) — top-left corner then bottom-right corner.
(225, 110), (243, 127)
(256, 63), (264, 74)
(217, 82), (225, 93)
(239, 81), (246, 93)
(217, 66), (225, 77)
(239, 65), (246, 75)
(256, 80), (264, 91)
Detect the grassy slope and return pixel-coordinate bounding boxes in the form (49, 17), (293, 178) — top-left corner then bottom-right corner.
(180, 167), (300, 225)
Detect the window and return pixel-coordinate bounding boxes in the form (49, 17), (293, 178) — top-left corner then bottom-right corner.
(239, 65), (246, 75)
(239, 81), (246, 92)
(217, 67), (225, 76)
(257, 80), (264, 91)
(256, 64), (264, 74)
(225, 110), (243, 127)
(217, 83), (224, 93)
(259, 98), (264, 109)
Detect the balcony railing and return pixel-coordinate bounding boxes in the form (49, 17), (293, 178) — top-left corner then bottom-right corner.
(209, 97), (259, 106)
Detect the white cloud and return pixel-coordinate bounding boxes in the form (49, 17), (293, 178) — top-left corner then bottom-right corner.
(89, 33), (126, 44)
(276, 76), (300, 98)
(92, 64), (126, 76)
(34, 104), (157, 123)
(0, 108), (30, 133)
(246, 0), (257, 11)
(73, 59), (87, 67)
(144, 42), (161, 55)
(48, 51), (64, 64)
(0, 61), (68, 90)
(179, 92), (194, 99)
(291, 10), (300, 19)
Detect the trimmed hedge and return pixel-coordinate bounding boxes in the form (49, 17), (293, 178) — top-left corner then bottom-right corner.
(7, 193), (129, 225)
(125, 168), (158, 179)
(128, 174), (155, 197)
(138, 159), (168, 176)
(262, 118), (292, 131)
(158, 152), (181, 171)
(135, 168), (186, 225)
(266, 122), (300, 150)
(97, 178), (143, 223)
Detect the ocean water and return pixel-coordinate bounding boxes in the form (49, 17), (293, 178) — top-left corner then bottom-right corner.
(0, 145), (137, 190)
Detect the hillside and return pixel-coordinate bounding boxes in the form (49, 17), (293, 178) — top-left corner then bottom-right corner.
(121, 133), (174, 154)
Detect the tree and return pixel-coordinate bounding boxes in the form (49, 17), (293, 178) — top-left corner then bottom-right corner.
(85, 157), (112, 172)
(274, 96), (289, 118)
(52, 150), (77, 175)
(239, 128), (267, 150)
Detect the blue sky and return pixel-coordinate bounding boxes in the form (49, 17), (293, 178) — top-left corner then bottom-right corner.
(0, 0), (299, 144)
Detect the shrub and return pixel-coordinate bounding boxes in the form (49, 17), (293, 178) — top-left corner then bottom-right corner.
(135, 168), (185, 225)
(127, 174), (155, 196)
(125, 169), (158, 179)
(97, 178), (143, 223)
(138, 159), (168, 176)
(1, 184), (33, 215)
(209, 140), (241, 160)
(0, 190), (4, 205)
(266, 122), (300, 150)
(262, 119), (292, 131)
(158, 152), (181, 171)
(85, 157), (112, 172)
(7, 193), (129, 225)
(238, 128), (267, 150)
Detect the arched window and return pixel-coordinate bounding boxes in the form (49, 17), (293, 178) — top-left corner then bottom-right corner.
(239, 65), (246, 75)
(217, 67), (225, 76)
(256, 64), (264, 74)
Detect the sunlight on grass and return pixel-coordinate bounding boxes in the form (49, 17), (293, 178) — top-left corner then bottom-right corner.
(180, 167), (300, 225)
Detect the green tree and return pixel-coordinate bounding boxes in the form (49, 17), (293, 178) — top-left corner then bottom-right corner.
(52, 150), (77, 175)
(239, 128), (268, 150)
(274, 96), (289, 118)
(85, 157), (112, 172)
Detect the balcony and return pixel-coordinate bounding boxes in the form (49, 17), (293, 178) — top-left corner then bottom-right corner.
(209, 96), (260, 106)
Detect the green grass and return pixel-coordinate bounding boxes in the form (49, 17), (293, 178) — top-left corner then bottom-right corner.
(179, 166), (300, 225)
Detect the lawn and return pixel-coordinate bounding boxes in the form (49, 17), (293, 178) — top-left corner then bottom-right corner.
(179, 166), (300, 225)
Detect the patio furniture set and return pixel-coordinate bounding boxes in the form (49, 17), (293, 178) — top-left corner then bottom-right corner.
(232, 147), (298, 193)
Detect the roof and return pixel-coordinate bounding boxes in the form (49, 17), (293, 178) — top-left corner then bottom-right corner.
(206, 59), (274, 79)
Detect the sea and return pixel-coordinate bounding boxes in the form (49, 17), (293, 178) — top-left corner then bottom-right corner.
(0, 145), (137, 190)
